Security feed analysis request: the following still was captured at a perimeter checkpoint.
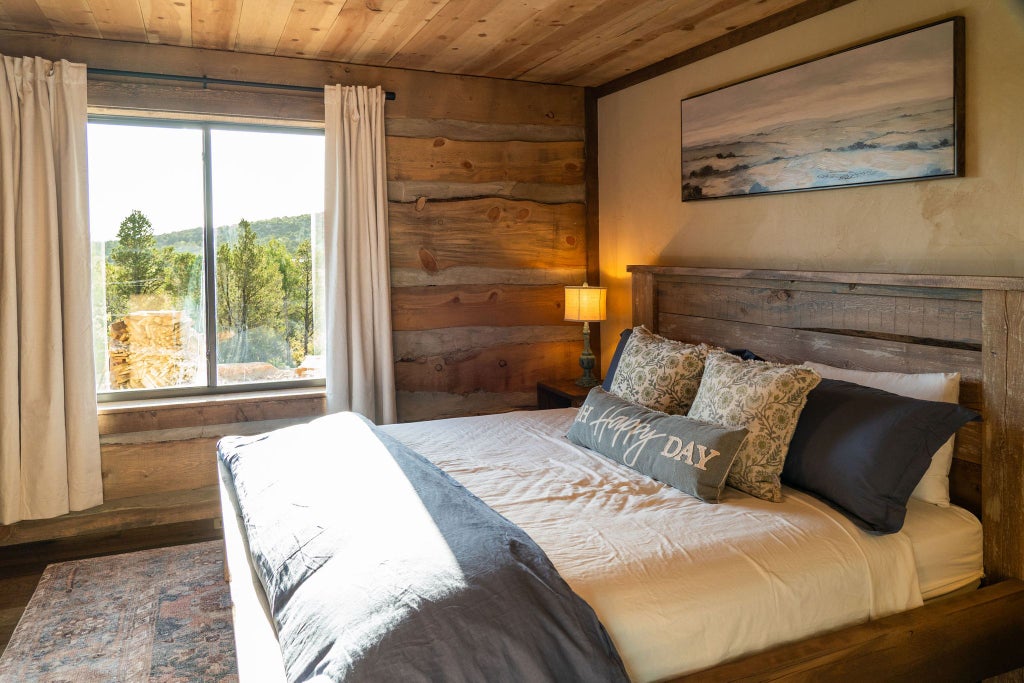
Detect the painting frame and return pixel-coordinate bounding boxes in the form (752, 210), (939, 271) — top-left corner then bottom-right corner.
(680, 17), (965, 202)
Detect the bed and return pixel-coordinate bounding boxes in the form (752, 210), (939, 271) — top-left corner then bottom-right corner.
(219, 266), (1024, 682)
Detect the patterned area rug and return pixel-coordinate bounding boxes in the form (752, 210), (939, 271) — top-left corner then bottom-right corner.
(0, 540), (237, 682)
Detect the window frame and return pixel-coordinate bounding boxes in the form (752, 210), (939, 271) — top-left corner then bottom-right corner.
(90, 114), (327, 403)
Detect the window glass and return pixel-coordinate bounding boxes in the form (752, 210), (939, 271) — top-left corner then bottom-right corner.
(211, 129), (325, 385)
(87, 120), (325, 396)
(88, 123), (206, 392)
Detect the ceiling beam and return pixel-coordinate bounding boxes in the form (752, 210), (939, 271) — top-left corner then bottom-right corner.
(594, 0), (860, 99)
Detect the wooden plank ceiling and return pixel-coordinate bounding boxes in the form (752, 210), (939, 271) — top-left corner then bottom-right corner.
(0, 0), (812, 87)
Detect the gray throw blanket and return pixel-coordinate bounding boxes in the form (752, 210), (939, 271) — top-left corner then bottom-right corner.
(218, 412), (628, 682)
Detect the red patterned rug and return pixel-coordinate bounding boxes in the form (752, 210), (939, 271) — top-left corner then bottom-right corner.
(0, 540), (237, 682)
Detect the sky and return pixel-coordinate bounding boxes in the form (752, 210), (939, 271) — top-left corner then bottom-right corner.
(681, 21), (955, 148)
(87, 122), (325, 241)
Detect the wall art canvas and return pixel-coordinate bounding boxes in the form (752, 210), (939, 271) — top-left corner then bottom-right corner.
(680, 18), (964, 201)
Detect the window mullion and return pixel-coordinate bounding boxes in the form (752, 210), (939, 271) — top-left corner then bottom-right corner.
(202, 126), (218, 389)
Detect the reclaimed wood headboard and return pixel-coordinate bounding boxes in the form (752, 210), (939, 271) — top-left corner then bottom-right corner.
(629, 265), (1024, 582)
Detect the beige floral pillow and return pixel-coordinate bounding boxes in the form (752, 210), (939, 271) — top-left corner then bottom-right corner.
(688, 350), (820, 502)
(609, 326), (714, 415)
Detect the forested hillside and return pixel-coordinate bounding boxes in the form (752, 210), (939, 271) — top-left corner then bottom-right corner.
(134, 214), (315, 255)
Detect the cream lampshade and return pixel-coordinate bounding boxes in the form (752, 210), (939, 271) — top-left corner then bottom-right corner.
(564, 283), (607, 387)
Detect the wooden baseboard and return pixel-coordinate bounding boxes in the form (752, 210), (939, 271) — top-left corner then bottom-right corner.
(0, 486), (219, 547)
(674, 579), (1024, 682)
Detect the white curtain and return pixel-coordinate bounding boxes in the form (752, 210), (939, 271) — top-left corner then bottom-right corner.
(0, 56), (103, 525)
(324, 85), (397, 424)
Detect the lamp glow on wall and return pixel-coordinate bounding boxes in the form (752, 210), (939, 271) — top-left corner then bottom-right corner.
(564, 282), (607, 387)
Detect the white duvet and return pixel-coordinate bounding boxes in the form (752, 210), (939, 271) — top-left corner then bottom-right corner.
(382, 408), (924, 682)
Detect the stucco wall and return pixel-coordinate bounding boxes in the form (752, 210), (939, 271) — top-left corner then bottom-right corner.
(597, 0), (1024, 367)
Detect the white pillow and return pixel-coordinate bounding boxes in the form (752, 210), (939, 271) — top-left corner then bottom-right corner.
(803, 361), (960, 507)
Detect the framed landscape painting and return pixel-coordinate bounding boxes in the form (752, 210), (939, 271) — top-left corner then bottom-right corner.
(680, 18), (964, 201)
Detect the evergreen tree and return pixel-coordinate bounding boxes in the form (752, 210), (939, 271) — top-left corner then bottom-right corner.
(266, 238), (302, 365)
(100, 210), (318, 372)
(216, 219), (286, 364)
(160, 248), (201, 305)
(266, 236), (320, 367)
(106, 209), (160, 318)
(294, 239), (314, 360)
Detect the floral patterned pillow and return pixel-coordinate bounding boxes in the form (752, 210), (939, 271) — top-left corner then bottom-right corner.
(608, 326), (714, 415)
(688, 350), (821, 502)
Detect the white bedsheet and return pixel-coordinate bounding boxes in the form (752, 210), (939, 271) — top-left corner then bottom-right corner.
(382, 408), (924, 682)
(902, 497), (984, 600)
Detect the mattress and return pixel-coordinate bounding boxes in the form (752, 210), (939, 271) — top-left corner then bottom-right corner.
(901, 497), (984, 600)
(381, 409), (927, 681)
(219, 407), (983, 682)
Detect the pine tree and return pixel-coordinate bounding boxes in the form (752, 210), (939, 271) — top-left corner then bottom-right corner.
(216, 219), (286, 364)
(266, 238), (304, 365)
(106, 209), (160, 318)
(294, 239), (314, 360)
(160, 248), (201, 306)
(215, 241), (235, 331)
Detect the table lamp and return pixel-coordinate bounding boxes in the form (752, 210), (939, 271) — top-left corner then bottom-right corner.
(564, 282), (607, 387)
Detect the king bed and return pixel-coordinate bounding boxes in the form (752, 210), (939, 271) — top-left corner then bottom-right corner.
(218, 266), (1024, 682)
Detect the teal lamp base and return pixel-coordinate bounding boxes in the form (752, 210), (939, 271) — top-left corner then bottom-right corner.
(575, 321), (600, 388)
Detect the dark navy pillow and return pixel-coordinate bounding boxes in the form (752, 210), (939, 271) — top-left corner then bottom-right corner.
(782, 378), (979, 534)
(727, 349), (765, 362)
(601, 328), (634, 391)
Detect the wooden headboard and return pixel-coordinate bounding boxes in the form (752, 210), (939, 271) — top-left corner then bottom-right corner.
(628, 265), (1024, 583)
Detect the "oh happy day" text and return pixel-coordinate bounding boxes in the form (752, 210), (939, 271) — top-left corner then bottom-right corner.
(577, 404), (721, 470)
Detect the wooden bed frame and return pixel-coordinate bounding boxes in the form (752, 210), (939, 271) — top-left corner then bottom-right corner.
(627, 266), (1024, 681)
(219, 265), (1024, 682)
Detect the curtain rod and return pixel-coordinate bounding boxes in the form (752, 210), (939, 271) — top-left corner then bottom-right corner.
(86, 68), (397, 101)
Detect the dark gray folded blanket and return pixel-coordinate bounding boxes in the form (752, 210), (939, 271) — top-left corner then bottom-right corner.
(219, 412), (628, 682)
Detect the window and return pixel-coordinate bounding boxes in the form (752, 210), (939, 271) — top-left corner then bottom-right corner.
(88, 118), (326, 398)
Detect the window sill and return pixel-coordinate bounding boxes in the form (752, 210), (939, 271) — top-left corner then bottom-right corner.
(98, 386), (325, 413)
(98, 387), (327, 436)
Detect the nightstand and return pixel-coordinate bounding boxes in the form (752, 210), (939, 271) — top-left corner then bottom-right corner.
(537, 379), (596, 409)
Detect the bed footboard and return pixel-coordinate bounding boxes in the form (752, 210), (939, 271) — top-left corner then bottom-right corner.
(672, 578), (1024, 682)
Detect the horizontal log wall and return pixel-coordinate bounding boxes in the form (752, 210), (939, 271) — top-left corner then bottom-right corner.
(382, 88), (586, 420)
(0, 31), (588, 544)
(0, 391), (327, 546)
(379, 90), (586, 420)
(1, 29), (587, 423)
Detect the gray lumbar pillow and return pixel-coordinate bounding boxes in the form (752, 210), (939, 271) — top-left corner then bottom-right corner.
(567, 388), (748, 503)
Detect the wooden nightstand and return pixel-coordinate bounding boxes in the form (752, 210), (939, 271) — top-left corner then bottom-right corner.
(537, 379), (596, 409)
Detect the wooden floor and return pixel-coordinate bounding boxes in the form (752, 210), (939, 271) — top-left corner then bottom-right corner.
(0, 519), (223, 655)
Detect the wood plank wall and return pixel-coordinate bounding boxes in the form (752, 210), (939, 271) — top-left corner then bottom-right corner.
(0, 30), (589, 544)
(0, 391), (326, 546)
(0, 30), (588, 424)
(387, 122), (586, 421)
